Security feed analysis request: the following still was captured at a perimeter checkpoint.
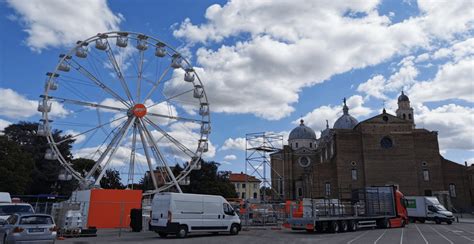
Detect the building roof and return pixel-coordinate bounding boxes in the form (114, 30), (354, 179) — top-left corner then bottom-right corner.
(398, 91), (410, 102)
(333, 98), (358, 129)
(288, 119), (317, 141)
(229, 172), (261, 182)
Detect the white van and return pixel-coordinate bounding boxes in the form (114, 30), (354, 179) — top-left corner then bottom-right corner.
(406, 196), (454, 224)
(149, 193), (241, 238)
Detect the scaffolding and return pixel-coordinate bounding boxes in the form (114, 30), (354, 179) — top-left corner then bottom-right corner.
(244, 132), (284, 225)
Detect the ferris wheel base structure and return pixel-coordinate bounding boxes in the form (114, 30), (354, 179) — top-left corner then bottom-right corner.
(37, 31), (211, 194)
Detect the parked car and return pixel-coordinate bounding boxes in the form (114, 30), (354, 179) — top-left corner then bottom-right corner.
(0, 214), (57, 244)
(0, 204), (35, 220)
(149, 193), (241, 238)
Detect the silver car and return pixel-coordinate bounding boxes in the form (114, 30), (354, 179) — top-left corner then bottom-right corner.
(0, 214), (57, 244)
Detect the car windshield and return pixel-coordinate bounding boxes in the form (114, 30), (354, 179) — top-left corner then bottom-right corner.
(0, 205), (34, 215)
(19, 216), (53, 225)
(435, 205), (447, 211)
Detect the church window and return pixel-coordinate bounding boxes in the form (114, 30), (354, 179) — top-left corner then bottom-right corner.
(351, 161), (357, 166)
(242, 192), (246, 199)
(278, 178), (283, 195)
(403, 113), (406, 119)
(351, 169), (357, 180)
(449, 184), (456, 198)
(298, 156), (311, 167)
(295, 142), (299, 148)
(310, 142), (312, 148)
(325, 182), (331, 196)
(298, 187), (303, 197)
(380, 136), (393, 149)
(423, 169), (430, 181)
(325, 147), (328, 160)
(320, 154), (323, 163)
(408, 114), (412, 120)
(242, 183), (246, 188)
(330, 141), (334, 157)
(383, 116), (389, 122)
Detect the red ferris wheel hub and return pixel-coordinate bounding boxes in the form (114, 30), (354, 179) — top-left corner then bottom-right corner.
(132, 104), (147, 118)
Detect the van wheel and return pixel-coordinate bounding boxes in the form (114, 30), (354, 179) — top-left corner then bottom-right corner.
(177, 225), (188, 238)
(434, 218), (441, 224)
(446, 220), (453, 225)
(158, 232), (168, 238)
(230, 224), (240, 235)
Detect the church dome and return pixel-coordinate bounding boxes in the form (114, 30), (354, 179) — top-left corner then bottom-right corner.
(333, 98), (358, 129)
(289, 119), (316, 140)
(398, 91), (409, 102)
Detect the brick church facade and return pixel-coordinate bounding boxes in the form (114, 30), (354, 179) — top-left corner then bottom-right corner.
(270, 92), (472, 211)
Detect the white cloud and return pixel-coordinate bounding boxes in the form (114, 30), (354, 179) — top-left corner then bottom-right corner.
(171, 0), (472, 120)
(357, 75), (387, 99)
(409, 57), (474, 103)
(221, 137), (246, 151)
(415, 103), (474, 151)
(6, 0), (122, 52)
(64, 129), (86, 144)
(224, 154), (237, 161)
(0, 119), (12, 134)
(298, 95), (373, 136)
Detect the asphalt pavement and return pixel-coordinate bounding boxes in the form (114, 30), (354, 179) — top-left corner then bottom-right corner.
(58, 222), (474, 244)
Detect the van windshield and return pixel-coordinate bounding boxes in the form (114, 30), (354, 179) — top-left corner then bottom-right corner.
(0, 205), (34, 215)
(434, 205), (447, 211)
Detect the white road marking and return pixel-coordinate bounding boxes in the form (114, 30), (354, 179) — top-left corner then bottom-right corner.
(347, 231), (369, 244)
(373, 229), (387, 244)
(415, 224), (429, 244)
(453, 225), (474, 235)
(428, 225), (454, 244)
(440, 225), (474, 242)
(400, 227), (404, 244)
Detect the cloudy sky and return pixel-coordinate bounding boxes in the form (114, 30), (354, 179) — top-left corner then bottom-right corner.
(0, 0), (473, 178)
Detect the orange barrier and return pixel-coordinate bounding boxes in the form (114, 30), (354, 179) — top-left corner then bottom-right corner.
(87, 189), (142, 229)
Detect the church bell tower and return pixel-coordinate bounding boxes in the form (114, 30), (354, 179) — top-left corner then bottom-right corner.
(396, 91), (414, 125)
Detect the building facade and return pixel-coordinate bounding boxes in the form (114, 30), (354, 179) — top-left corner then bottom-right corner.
(271, 93), (473, 211)
(229, 172), (261, 200)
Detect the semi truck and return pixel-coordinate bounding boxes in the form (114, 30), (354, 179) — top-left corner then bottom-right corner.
(405, 196), (454, 224)
(284, 186), (408, 233)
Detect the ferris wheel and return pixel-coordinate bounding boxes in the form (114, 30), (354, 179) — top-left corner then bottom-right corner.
(37, 31), (210, 193)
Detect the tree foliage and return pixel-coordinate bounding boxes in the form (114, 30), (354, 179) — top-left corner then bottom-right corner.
(100, 169), (125, 189)
(0, 136), (34, 195)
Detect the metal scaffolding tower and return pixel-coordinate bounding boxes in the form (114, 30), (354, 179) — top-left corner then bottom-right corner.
(245, 132), (284, 203)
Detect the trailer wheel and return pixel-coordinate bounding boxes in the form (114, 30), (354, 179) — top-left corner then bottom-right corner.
(381, 218), (390, 229)
(329, 221), (339, 233)
(340, 221), (348, 232)
(315, 222), (323, 232)
(348, 221), (357, 232)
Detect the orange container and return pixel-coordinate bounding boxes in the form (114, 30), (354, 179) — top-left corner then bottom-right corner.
(86, 189), (142, 229)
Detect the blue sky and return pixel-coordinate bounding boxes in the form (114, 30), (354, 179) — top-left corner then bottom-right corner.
(0, 0), (473, 181)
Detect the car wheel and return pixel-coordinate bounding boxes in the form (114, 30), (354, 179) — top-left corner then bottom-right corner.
(446, 220), (453, 225)
(158, 232), (168, 238)
(230, 224), (240, 235)
(177, 225), (188, 238)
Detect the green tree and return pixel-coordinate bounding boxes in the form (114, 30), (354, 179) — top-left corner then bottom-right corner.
(4, 122), (74, 195)
(180, 160), (237, 198)
(100, 169), (125, 189)
(0, 136), (34, 194)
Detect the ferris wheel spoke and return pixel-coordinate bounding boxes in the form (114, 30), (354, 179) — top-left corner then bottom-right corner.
(143, 117), (197, 158)
(85, 116), (134, 180)
(138, 118), (183, 193)
(43, 95), (129, 113)
(94, 117), (136, 185)
(68, 59), (131, 107)
(146, 112), (205, 124)
(136, 120), (159, 189)
(127, 123), (138, 187)
(147, 88), (194, 109)
(143, 66), (171, 102)
(105, 40), (135, 104)
(136, 49), (145, 103)
(55, 114), (128, 145)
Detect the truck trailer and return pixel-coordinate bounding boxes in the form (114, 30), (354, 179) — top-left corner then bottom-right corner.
(284, 186), (408, 233)
(405, 196), (454, 224)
